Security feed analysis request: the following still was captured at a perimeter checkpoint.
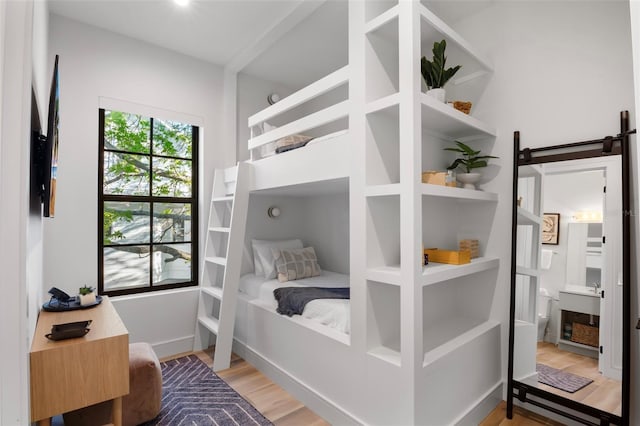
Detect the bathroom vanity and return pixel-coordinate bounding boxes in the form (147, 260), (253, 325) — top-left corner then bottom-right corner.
(558, 286), (600, 358)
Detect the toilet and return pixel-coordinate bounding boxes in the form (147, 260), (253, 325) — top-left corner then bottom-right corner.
(537, 287), (552, 341)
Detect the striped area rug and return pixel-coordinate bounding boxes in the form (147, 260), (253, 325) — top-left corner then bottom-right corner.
(536, 363), (594, 393)
(144, 355), (273, 426)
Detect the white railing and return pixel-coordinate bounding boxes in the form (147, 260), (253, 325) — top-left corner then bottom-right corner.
(247, 65), (349, 153)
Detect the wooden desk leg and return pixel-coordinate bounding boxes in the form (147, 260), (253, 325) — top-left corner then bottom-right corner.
(37, 418), (51, 426)
(112, 396), (123, 426)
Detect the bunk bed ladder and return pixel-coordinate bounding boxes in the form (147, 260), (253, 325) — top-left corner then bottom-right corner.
(194, 162), (250, 371)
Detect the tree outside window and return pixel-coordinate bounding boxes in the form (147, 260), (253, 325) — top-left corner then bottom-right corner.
(99, 109), (198, 295)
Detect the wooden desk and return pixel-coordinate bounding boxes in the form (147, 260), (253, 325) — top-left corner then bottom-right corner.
(30, 296), (129, 425)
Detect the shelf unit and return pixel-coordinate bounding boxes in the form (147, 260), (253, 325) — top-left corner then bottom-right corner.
(513, 159), (544, 381)
(359, 2), (501, 422)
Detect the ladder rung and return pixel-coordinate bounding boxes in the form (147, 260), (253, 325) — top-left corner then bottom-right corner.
(201, 286), (223, 300)
(209, 227), (230, 233)
(205, 256), (227, 266)
(197, 316), (219, 334)
(212, 196), (234, 203)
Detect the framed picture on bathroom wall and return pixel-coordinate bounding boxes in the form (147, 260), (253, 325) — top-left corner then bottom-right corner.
(542, 213), (560, 245)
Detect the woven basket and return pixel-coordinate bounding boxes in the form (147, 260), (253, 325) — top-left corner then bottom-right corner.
(571, 322), (599, 347)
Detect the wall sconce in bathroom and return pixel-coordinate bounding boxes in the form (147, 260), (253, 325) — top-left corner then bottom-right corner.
(267, 206), (281, 218)
(573, 211), (602, 222)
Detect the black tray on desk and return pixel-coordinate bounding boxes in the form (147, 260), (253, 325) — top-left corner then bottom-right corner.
(46, 320), (92, 341)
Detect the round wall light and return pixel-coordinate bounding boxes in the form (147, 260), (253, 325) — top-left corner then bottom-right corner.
(267, 206), (281, 218)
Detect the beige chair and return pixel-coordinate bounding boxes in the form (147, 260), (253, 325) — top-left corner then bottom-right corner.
(63, 342), (162, 426)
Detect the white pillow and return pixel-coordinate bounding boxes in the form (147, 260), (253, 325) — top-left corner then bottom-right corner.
(251, 239), (303, 279)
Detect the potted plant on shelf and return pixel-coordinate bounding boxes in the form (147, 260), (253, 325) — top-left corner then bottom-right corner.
(445, 141), (498, 190)
(421, 39), (461, 103)
(78, 285), (96, 306)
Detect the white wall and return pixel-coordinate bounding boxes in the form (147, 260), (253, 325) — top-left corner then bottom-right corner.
(0, 0), (46, 423)
(236, 72), (297, 162)
(46, 14), (226, 357)
(451, 0), (635, 404)
(242, 192), (350, 275)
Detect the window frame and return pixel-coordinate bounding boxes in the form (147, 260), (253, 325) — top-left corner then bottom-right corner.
(98, 108), (199, 296)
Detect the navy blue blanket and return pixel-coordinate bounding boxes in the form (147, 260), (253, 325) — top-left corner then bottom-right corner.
(273, 287), (350, 317)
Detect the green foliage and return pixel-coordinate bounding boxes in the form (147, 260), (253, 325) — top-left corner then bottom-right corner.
(103, 110), (194, 247)
(79, 285), (95, 295)
(444, 141), (498, 173)
(421, 40), (461, 89)
(103, 208), (133, 244)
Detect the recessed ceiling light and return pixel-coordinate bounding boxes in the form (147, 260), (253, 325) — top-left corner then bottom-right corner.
(174, 0), (190, 7)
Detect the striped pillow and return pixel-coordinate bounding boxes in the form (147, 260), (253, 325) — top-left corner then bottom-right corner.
(271, 247), (321, 283)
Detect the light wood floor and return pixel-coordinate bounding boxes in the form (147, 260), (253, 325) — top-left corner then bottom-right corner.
(163, 348), (329, 425)
(536, 342), (621, 416)
(162, 348), (559, 426)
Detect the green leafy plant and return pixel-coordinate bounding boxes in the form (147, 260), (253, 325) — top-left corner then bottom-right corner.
(79, 285), (95, 296)
(445, 141), (498, 173)
(421, 40), (461, 89)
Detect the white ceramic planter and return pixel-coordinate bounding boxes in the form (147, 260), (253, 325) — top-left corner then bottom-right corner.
(426, 88), (446, 103)
(79, 292), (96, 306)
(457, 172), (482, 190)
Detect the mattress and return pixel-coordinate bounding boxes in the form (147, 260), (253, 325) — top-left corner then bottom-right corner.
(238, 270), (350, 334)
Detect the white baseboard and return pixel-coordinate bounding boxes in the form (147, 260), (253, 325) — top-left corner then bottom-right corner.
(232, 339), (363, 426)
(454, 381), (503, 425)
(149, 335), (194, 359)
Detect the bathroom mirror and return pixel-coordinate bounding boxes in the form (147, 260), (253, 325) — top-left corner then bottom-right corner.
(507, 112), (634, 425)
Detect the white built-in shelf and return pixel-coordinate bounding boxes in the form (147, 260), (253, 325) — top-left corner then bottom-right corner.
(205, 256), (227, 266)
(368, 344), (401, 367)
(365, 93), (400, 116)
(517, 207), (541, 226)
(212, 196), (233, 203)
(201, 286), (223, 300)
(519, 164), (544, 178)
(197, 315), (219, 335)
(422, 257), (499, 286)
(419, 4), (493, 75)
(365, 266), (402, 286)
(421, 184), (498, 202)
(516, 266), (540, 277)
(423, 319), (499, 367)
(209, 226), (230, 233)
(421, 94), (496, 140)
(558, 338), (598, 352)
(365, 184), (401, 197)
(365, 4), (399, 35)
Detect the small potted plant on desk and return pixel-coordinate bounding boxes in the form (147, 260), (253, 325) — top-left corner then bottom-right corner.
(421, 39), (461, 103)
(445, 141), (498, 190)
(78, 285), (96, 306)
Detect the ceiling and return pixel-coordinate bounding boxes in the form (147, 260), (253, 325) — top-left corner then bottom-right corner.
(48, 0), (345, 88)
(48, 0), (307, 67)
(48, 0), (488, 88)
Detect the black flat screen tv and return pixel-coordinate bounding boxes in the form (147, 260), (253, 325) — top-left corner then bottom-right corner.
(36, 54), (60, 217)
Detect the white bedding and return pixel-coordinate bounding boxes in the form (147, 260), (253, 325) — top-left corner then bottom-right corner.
(239, 270), (350, 334)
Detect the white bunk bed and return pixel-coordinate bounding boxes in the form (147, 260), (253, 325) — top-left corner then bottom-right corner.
(247, 65), (351, 192)
(216, 2), (504, 425)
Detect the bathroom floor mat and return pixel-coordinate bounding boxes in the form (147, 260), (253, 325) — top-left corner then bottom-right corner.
(536, 363), (594, 393)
